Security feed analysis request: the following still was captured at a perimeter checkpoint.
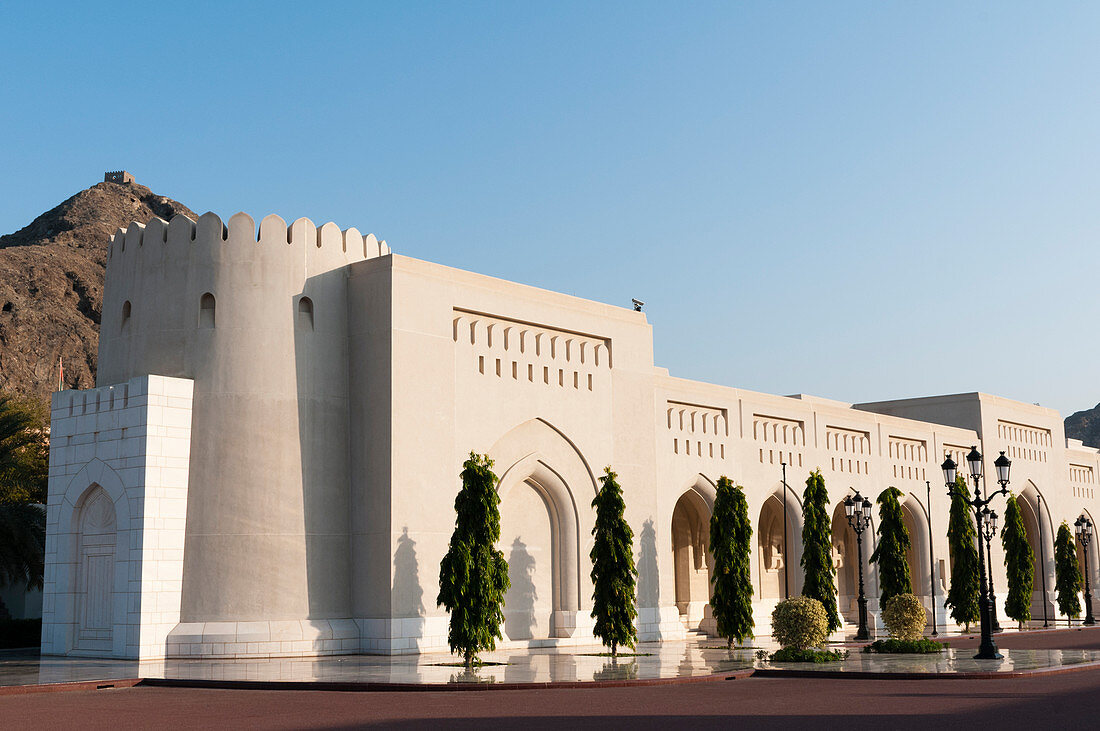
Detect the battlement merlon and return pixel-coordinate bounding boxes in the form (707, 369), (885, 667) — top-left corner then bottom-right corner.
(106, 212), (390, 262)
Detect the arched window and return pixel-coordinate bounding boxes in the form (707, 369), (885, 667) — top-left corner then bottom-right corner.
(297, 296), (314, 331)
(121, 300), (131, 329)
(199, 293), (216, 328)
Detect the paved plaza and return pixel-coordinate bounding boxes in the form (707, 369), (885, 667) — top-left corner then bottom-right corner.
(4, 626), (1100, 691)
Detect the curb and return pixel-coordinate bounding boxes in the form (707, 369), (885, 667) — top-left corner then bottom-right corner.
(751, 659), (1100, 680)
(0, 678), (142, 696)
(137, 668), (756, 693)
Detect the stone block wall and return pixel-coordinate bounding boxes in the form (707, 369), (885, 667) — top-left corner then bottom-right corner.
(41, 375), (193, 659)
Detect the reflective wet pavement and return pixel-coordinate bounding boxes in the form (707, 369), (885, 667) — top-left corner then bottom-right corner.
(4, 635), (1100, 689)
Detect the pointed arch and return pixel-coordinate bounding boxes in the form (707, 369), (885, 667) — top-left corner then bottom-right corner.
(757, 483), (803, 599)
(671, 480), (713, 628)
(1018, 480), (1054, 617)
(900, 492), (932, 600)
(488, 418), (595, 639)
(49, 459), (131, 657)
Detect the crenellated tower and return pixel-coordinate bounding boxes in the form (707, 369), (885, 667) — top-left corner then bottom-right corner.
(97, 212), (389, 627)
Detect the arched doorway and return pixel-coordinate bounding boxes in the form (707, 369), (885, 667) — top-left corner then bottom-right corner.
(757, 489), (802, 600)
(900, 504), (921, 591)
(671, 490), (711, 628)
(74, 486), (117, 653)
(832, 502), (872, 624)
(489, 418), (592, 640)
(1018, 487), (1049, 619)
(499, 479), (556, 640)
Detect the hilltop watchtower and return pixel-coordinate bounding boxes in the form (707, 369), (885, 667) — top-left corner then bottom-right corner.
(104, 170), (134, 184)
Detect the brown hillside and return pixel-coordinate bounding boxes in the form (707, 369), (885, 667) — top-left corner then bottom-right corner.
(1066, 403), (1100, 450)
(0, 180), (194, 402)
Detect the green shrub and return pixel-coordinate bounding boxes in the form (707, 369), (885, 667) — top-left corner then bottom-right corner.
(881, 593), (926, 640)
(863, 638), (945, 654)
(770, 647), (848, 663)
(771, 595), (829, 650)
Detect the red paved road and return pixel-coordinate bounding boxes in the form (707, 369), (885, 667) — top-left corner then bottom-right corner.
(3, 671), (1100, 730)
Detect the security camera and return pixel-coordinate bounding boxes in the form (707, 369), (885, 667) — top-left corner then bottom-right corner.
(632, 298), (644, 312)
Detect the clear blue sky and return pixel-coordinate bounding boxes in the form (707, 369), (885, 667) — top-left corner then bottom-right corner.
(3, 2), (1098, 417)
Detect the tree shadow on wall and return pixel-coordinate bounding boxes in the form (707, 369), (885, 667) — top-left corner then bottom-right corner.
(392, 527), (424, 637)
(638, 517), (660, 611)
(504, 536), (537, 640)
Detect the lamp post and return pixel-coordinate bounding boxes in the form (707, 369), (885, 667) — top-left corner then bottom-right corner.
(1038, 492), (1050, 628)
(844, 491), (874, 641)
(926, 480), (938, 637)
(943, 447), (1011, 660)
(1074, 516), (1096, 626)
(980, 507), (1002, 633)
(781, 461), (789, 600)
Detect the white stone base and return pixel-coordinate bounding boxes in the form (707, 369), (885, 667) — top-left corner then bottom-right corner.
(357, 616), (450, 654)
(357, 611), (600, 655)
(166, 619), (361, 658)
(638, 606), (686, 642)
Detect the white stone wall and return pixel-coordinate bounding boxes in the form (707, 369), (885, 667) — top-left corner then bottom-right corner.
(47, 210), (1100, 660)
(41, 375), (193, 659)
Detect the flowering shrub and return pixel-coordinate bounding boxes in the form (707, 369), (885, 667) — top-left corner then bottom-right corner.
(881, 593), (926, 640)
(771, 596), (829, 650)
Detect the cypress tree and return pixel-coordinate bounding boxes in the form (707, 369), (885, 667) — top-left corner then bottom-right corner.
(945, 475), (980, 630)
(1000, 494), (1034, 626)
(590, 466), (638, 657)
(1054, 521), (1082, 621)
(869, 486), (913, 605)
(800, 469), (841, 633)
(437, 452), (510, 668)
(709, 476), (754, 648)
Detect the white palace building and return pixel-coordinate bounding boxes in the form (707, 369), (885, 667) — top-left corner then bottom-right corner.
(40, 211), (1100, 659)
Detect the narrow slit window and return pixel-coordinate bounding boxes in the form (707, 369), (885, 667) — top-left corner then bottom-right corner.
(199, 293), (216, 328)
(121, 300), (131, 329)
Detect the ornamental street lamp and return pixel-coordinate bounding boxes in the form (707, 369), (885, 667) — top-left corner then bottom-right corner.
(943, 447), (1011, 660)
(926, 480), (938, 637)
(1074, 516), (1096, 626)
(844, 491), (874, 641)
(980, 507), (1003, 633)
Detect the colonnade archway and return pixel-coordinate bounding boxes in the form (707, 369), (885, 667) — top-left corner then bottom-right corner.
(1018, 485), (1052, 619)
(830, 503), (866, 624)
(671, 489), (712, 628)
(900, 503), (921, 593)
(757, 490), (801, 600)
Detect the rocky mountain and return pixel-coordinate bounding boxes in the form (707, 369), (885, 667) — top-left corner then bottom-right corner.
(1066, 403), (1100, 450)
(0, 179), (194, 403)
